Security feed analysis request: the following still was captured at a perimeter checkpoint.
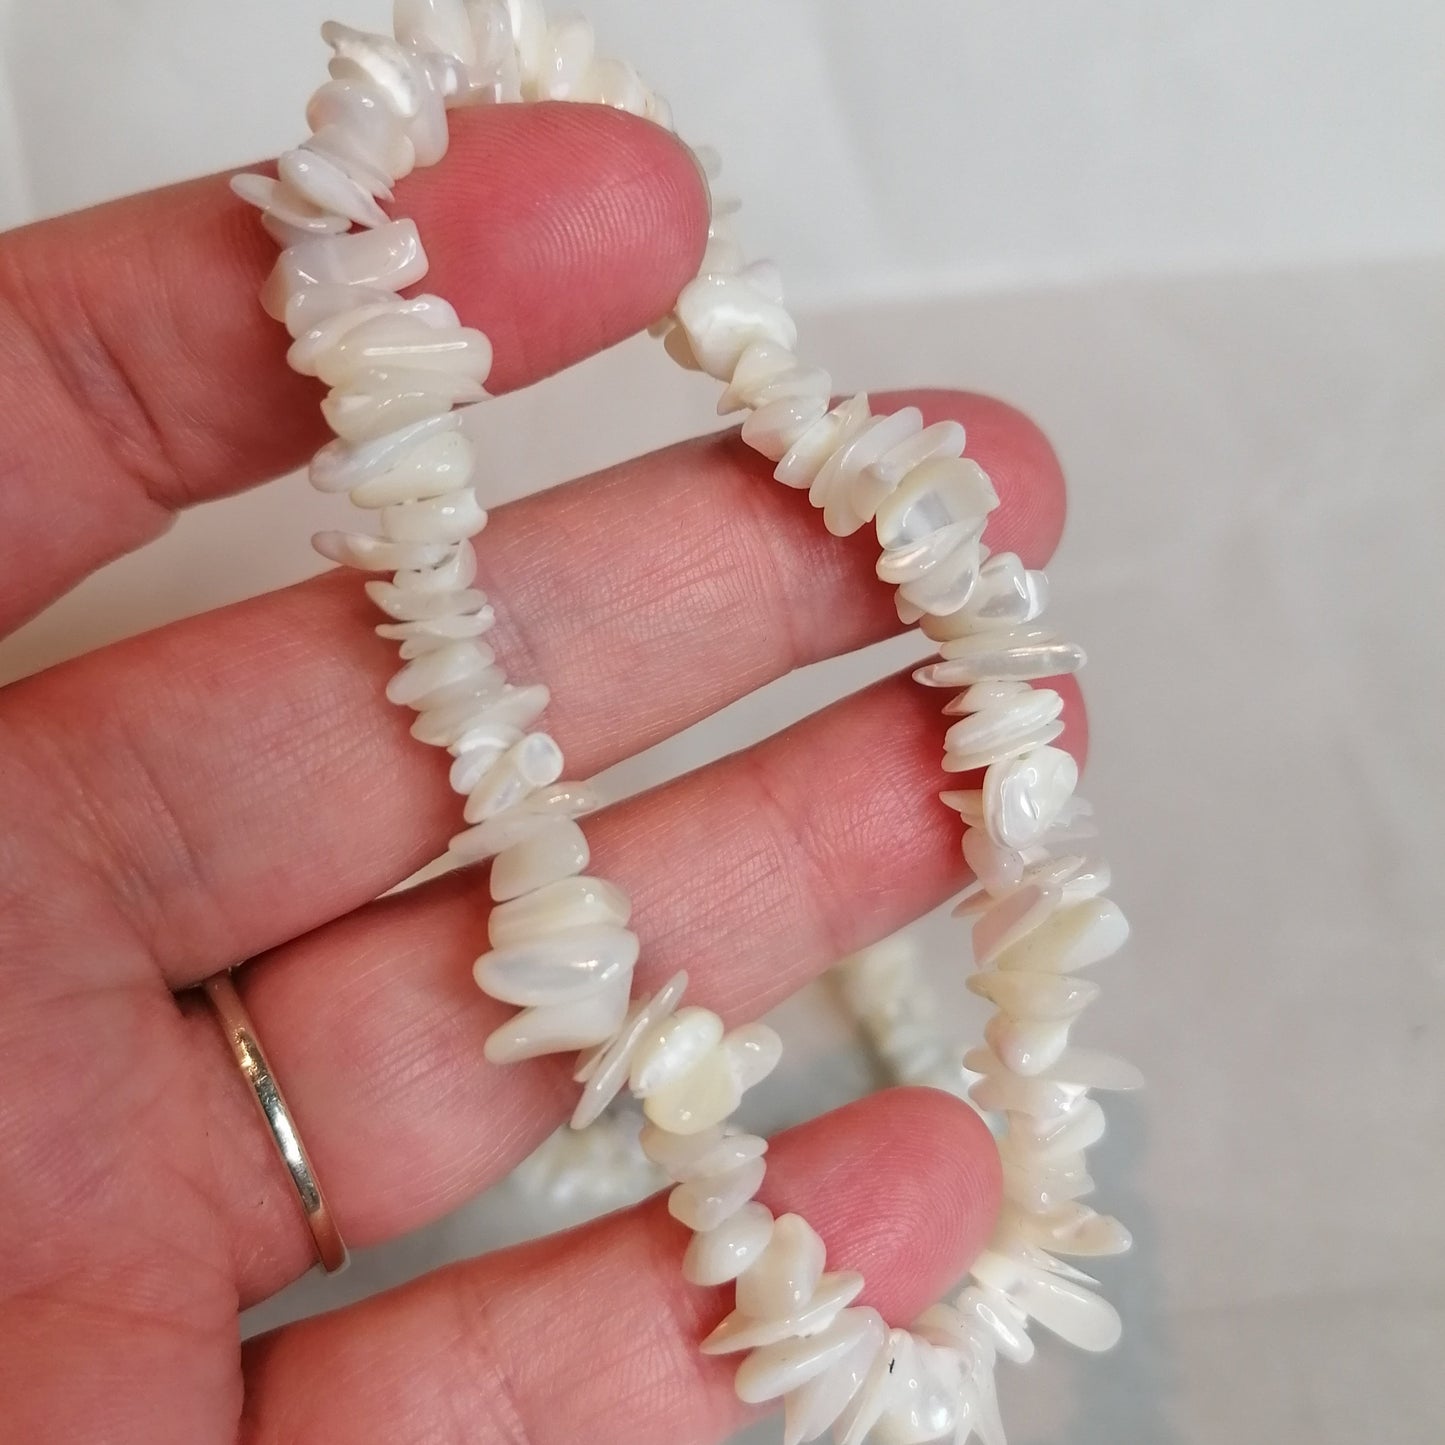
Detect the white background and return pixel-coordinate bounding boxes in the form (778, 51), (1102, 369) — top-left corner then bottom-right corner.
(1, 2), (1442, 1442)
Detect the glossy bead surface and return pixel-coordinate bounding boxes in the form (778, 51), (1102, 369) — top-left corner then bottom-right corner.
(736, 1212), (827, 1320)
(490, 874), (630, 949)
(629, 1006), (724, 1097)
(995, 897), (1131, 973)
(668, 1157), (767, 1232)
(462, 733), (564, 823)
(704, 1272), (864, 1354)
(641, 1051), (739, 1134)
(914, 628), (1086, 687)
(733, 1308), (874, 1405)
(984, 745), (1080, 849)
(781, 1308), (886, 1445)
(489, 817), (590, 901)
(261, 220), (428, 321)
(682, 1201), (775, 1286)
(875, 456), (998, 550)
(482, 975), (631, 1063)
(472, 923), (639, 1006)
(571, 971), (685, 1129)
(675, 272), (798, 380)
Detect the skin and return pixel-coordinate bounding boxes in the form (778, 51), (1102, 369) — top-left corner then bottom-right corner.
(0, 104), (1080, 1444)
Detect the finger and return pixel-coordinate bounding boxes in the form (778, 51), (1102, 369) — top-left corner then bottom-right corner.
(0, 103), (707, 631)
(187, 668), (1085, 1303)
(240, 1088), (999, 1445)
(3, 392), (1065, 984)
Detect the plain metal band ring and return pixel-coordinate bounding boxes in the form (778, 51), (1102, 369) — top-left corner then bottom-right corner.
(203, 971), (349, 1274)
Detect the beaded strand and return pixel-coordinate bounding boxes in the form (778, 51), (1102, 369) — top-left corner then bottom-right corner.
(233, 4), (1137, 1440)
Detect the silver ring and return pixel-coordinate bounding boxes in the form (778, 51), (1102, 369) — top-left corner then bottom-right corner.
(204, 971), (349, 1274)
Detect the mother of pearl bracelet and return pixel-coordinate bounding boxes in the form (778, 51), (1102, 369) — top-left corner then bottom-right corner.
(234, 3), (1138, 1440)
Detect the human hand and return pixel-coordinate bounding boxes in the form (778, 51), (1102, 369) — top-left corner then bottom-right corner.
(0, 102), (1076, 1444)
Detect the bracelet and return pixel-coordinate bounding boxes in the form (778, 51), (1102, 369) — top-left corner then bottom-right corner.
(233, 4), (1137, 1439)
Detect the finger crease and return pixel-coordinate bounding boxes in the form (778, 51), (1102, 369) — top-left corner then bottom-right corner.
(454, 1273), (538, 1445)
(0, 248), (184, 517)
(729, 437), (812, 677)
(740, 744), (850, 967)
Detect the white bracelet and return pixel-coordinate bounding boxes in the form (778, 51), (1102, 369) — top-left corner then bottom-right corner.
(233, 4), (1138, 1440)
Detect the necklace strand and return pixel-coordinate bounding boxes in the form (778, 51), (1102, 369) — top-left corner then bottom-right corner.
(234, 4), (1137, 1439)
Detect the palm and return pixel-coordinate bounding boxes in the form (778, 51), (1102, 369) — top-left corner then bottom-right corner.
(0, 104), (1072, 1444)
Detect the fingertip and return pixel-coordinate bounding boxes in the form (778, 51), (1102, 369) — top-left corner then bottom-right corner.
(401, 104), (710, 389)
(966, 392), (1068, 567)
(236, 1087), (1003, 1445)
(760, 1087), (1001, 1323)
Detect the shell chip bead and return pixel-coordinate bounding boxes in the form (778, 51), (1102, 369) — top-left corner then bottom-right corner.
(774, 392), (872, 488)
(348, 428), (477, 507)
(1002, 1201), (1132, 1258)
(701, 1271), (865, 1354)
(967, 1248), (1122, 1354)
(954, 1286), (1035, 1365)
(260, 219), (430, 323)
(673, 271), (799, 380)
(808, 405), (923, 536)
(682, 1200), (775, 1287)
(313, 530), (453, 573)
(471, 922), (639, 1007)
(925, 552), (1049, 639)
(945, 688), (1064, 766)
(736, 1212), (827, 1320)
(985, 1012), (1073, 1075)
(875, 456), (999, 551)
(409, 679), (531, 748)
(277, 145), (392, 228)
(1000, 1099), (1107, 1166)
(641, 1018), (782, 1135)
(718, 341), (826, 414)
(322, 366), (487, 445)
(288, 294), (462, 379)
(668, 1156), (768, 1233)
(741, 394), (830, 462)
(448, 767), (600, 863)
(490, 874), (630, 950)
(983, 745), (1080, 850)
(462, 732), (564, 823)
(305, 81), (415, 186)
(995, 895), (1130, 974)
(385, 637), (495, 706)
(781, 1306), (888, 1445)
(629, 1006), (724, 1097)
(967, 968), (1101, 1020)
(230, 172), (351, 239)
(865, 418), (967, 496)
(393, 0), (478, 65)
(663, 1130), (769, 1182)
(320, 20), (452, 165)
(914, 627), (1087, 690)
(310, 410), (465, 490)
(733, 1307), (879, 1407)
(311, 312), (494, 387)
(482, 977), (632, 1064)
(972, 884), (1063, 967)
(832, 1328), (899, 1445)
(488, 816), (590, 900)
(868, 1332), (963, 1443)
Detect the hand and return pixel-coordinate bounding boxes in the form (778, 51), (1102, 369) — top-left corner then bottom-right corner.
(0, 103), (1075, 1444)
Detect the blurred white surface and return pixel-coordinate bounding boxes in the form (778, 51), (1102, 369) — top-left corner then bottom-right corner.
(1, 2), (1442, 1443)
